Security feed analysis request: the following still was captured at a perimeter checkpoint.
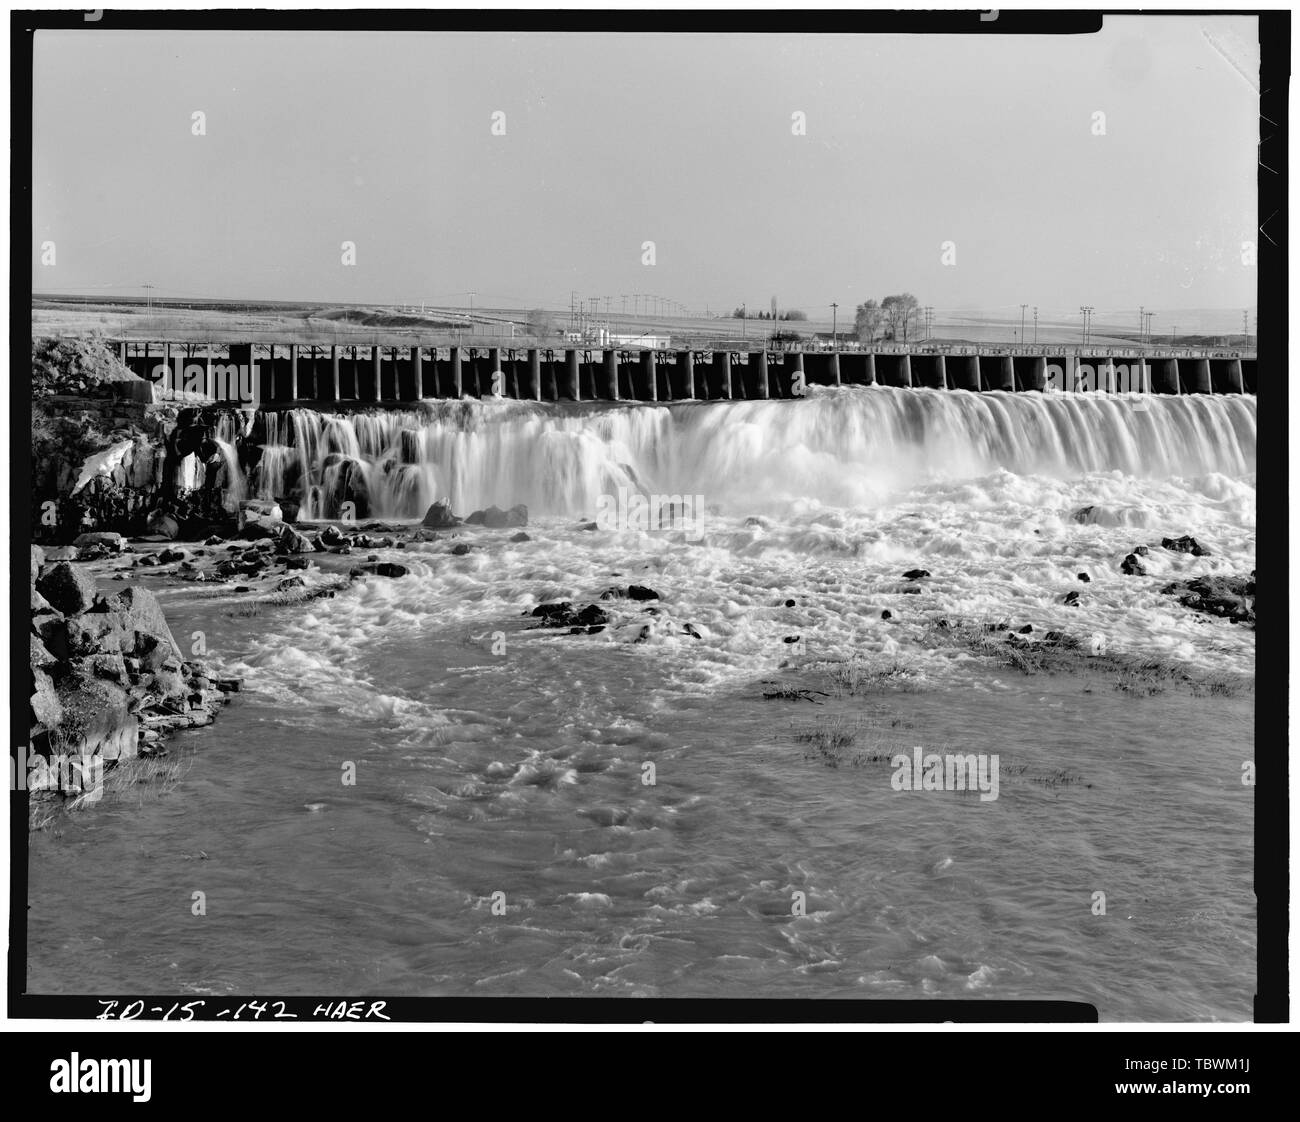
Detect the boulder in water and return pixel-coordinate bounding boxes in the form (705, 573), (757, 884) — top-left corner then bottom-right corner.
(451, 543), (473, 556)
(1120, 553), (1147, 576)
(1077, 572), (1091, 583)
(1063, 590), (1081, 606)
(360, 562), (409, 579)
(276, 525), (316, 554)
(465, 509), (486, 526)
(510, 532), (530, 543)
(530, 601), (609, 629)
(74, 532), (126, 553)
(421, 500), (460, 529)
(1162, 574), (1254, 626)
(1162, 535), (1211, 557)
(627, 585), (660, 601)
(902, 569), (930, 580)
(239, 499), (283, 527)
(484, 503), (527, 528)
(145, 512), (180, 540)
(531, 601), (573, 622)
(318, 524), (350, 548)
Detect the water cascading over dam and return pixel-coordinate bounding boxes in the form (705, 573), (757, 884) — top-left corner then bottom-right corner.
(212, 388), (1259, 522)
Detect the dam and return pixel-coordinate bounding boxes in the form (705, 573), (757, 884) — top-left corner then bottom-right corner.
(113, 341), (1258, 407)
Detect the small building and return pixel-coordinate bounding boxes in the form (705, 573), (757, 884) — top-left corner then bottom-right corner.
(607, 332), (670, 350)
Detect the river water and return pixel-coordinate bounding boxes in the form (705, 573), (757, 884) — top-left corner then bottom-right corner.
(27, 387), (1256, 1019)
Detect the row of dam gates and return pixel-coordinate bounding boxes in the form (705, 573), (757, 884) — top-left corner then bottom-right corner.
(115, 341), (1258, 407)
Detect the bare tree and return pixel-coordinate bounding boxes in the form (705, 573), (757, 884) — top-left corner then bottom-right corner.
(881, 293), (920, 342)
(855, 300), (882, 345)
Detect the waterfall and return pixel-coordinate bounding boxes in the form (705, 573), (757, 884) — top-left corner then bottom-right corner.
(228, 388), (1257, 520)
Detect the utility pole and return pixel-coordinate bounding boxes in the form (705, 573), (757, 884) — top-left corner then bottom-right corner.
(741, 303), (747, 343)
(830, 302), (838, 350)
(621, 295), (628, 315)
(1145, 312), (1155, 347)
(1032, 306), (1038, 345)
(1243, 309), (1249, 350)
(1139, 305), (1145, 346)
(1080, 305), (1093, 347)
(1019, 304), (1027, 350)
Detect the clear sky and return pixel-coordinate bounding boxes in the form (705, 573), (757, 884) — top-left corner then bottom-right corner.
(32, 15), (1259, 324)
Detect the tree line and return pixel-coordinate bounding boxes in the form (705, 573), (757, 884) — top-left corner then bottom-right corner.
(853, 294), (920, 344)
(731, 307), (807, 321)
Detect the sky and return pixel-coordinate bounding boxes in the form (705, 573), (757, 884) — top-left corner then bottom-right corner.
(31, 15), (1259, 325)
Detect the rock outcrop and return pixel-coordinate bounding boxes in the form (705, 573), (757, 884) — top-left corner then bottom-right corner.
(28, 548), (233, 799)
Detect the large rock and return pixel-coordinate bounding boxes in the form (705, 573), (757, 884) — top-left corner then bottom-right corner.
(106, 586), (182, 660)
(360, 562), (409, 579)
(276, 524), (316, 554)
(73, 531), (126, 553)
(421, 501), (460, 529)
(239, 499), (283, 527)
(145, 512), (180, 540)
(1120, 552), (1147, 576)
(1162, 535), (1211, 557)
(530, 601), (609, 629)
(1163, 574), (1254, 626)
(319, 524), (350, 548)
(38, 612), (130, 660)
(36, 561), (98, 616)
(50, 671), (138, 761)
(31, 665), (63, 731)
(482, 504), (528, 529)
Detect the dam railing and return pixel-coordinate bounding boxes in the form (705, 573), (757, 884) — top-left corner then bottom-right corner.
(110, 341), (1259, 407)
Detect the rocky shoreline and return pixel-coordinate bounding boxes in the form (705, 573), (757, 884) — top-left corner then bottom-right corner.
(28, 541), (237, 811)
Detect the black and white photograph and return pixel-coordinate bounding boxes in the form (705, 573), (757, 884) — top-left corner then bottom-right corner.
(11, 5), (1286, 1055)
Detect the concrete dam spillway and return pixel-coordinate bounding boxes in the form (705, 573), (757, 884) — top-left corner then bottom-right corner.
(117, 341), (1258, 407)
(206, 391), (1256, 524)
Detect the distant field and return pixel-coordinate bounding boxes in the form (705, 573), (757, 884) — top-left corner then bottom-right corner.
(32, 296), (1239, 352)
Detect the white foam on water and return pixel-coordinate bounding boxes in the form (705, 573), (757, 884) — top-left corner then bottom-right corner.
(209, 388), (1254, 745)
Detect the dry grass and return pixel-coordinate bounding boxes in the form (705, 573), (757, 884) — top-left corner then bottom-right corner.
(825, 656), (921, 696)
(923, 617), (1252, 697)
(28, 752), (193, 833)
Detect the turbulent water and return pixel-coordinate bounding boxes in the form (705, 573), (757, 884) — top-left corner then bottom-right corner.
(29, 387), (1256, 1018)
(226, 387), (1256, 521)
